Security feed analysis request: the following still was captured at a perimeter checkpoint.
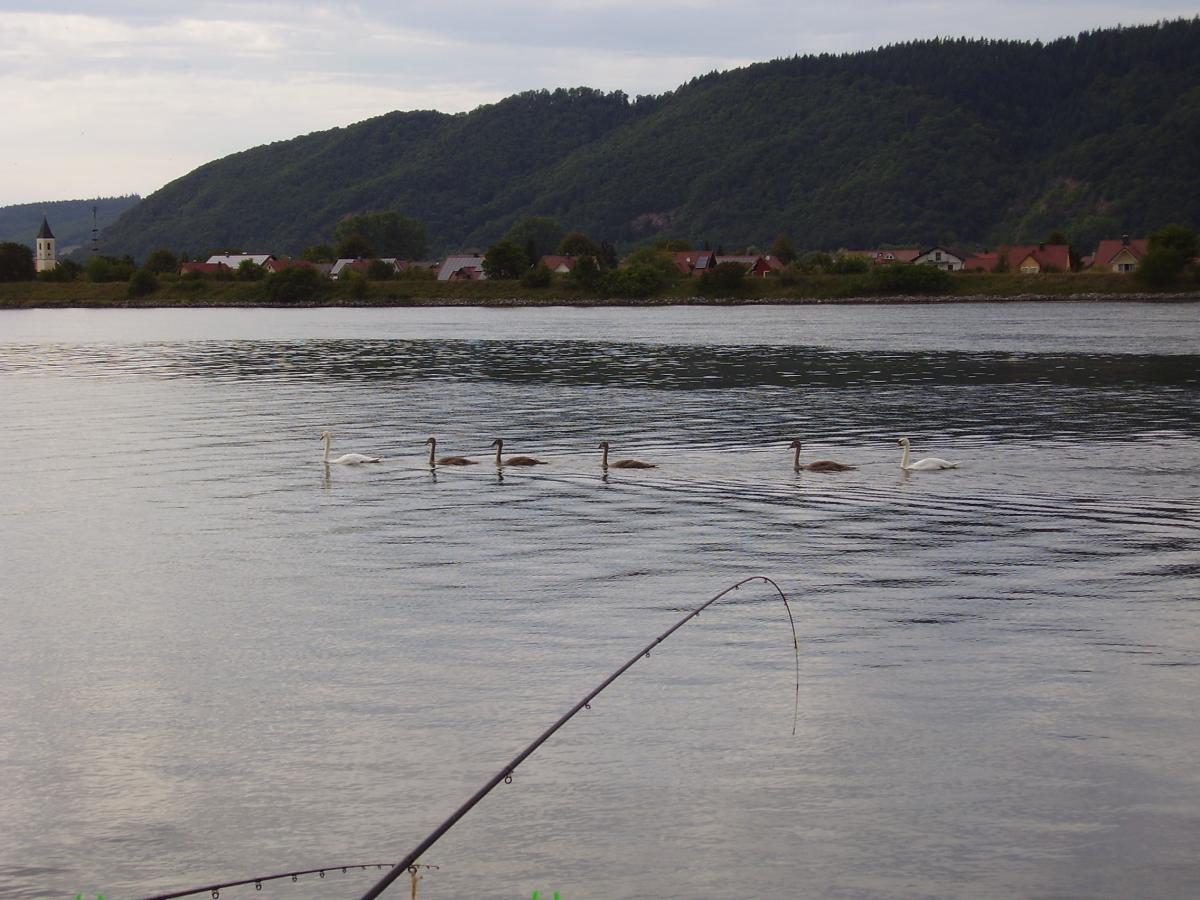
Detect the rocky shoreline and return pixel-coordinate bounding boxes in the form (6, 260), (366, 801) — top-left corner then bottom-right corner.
(3, 291), (1198, 310)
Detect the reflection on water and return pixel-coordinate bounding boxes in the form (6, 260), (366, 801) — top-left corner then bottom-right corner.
(1, 305), (1198, 900)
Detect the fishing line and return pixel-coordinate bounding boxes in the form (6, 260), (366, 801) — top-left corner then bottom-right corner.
(360, 574), (799, 899)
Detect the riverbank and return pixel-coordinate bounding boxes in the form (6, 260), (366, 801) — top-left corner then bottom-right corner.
(1, 272), (1198, 308)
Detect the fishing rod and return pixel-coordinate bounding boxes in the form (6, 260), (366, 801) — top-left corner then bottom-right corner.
(140, 862), (437, 899)
(359, 574), (799, 899)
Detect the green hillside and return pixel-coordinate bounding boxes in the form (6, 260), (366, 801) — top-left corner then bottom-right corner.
(103, 20), (1200, 259)
(0, 196), (141, 255)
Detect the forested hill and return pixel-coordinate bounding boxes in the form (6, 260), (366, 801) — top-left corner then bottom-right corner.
(0, 196), (140, 255)
(104, 19), (1200, 259)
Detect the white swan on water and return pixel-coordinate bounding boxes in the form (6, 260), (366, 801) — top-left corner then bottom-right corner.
(897, 436), (958, 471)
(321, 430), (381, 465)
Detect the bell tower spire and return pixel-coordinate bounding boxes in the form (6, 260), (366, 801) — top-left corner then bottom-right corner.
(35, 216), (57, 273)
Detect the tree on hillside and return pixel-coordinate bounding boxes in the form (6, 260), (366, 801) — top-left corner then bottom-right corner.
(144, 248), (179, 274)
(768, 233), (797, 264)
(335, 233), (373, 260)
(598, 240), (619, 269)
(502, 216), (565, 263)
(558, 231), (600, 258)
(0, 242), (35, 281)
(332, 212), (428, 259)
(300, 244), (336, 263)
(483, 240), (530, 279)
(1148, 223), (1199, 258)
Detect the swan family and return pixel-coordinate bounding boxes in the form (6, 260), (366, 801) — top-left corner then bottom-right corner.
(321, 431), (959, 472)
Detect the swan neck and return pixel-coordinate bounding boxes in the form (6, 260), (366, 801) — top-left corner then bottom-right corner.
(495, 443), (503, 465)
(900, 443), (910, 468)
(601, 445), (609, 468)
(793, 444), (800, 470)
(322, 433), (331, 463)
(428, 441), (435, 466)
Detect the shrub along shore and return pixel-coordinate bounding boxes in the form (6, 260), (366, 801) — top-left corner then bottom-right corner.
(0, 271), (1197, 309)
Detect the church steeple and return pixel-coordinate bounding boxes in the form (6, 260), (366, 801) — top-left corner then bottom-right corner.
(35, 216), (57, 272)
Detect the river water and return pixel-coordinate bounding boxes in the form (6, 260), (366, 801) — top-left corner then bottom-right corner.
(1, 303), (1197, 899)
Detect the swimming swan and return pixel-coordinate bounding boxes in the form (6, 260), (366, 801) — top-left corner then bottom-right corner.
(491, 438), (547, 466)
(426, 436), (477, 467)
(897, 436), (958, 471)
(789, 439), (856, 472)
(599, 441), (655, 469)
(321, 430), (381, 465)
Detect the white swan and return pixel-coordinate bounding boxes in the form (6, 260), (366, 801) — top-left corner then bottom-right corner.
(897, 436), (958, 471)
(789, 439), (855, 472)
(321, 430), (381, 465)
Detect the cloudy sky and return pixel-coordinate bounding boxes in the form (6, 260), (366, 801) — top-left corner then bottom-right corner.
(1, 1), (1194, 205)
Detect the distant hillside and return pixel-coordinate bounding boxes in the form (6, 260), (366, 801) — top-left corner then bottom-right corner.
(104, 19), (1200, 259)
(0, 196), (141, 255)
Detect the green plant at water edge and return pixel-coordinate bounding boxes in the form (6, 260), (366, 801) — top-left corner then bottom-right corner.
(521, 262), (553, 288)
(264, 265), (328, 303)
(38, 258), (83, 283)
(86, 254), (136, 283)
(699, 260), (748, 293)
(127, 267), (158, 297)
(1136, 224), (1200, 287)
(865, 262), (954, 294)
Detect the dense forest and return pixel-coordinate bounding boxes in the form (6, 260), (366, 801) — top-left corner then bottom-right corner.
(0, 196), (141, 255)
(99, 20), (1200, 259)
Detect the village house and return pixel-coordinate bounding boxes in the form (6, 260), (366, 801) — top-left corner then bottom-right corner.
(671, 250), (717, 276)
(842, 248), (921, 265)
(437, 255), (486, 281)
(265, 258), (333, 277)
(330, 258), (407, 278)
(715, 254), (786, 277)
(914, 247), (965, 271)
(538, 255), (579, 274)
(1008, 243), (1070, 273)
(1090, 236), (1148, 272)
(205, 253), (276, 268)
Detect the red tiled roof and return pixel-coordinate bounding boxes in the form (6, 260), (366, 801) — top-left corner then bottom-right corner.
(539, 255), (576, 271)
(179, 262), (230, 275)
(1007, 244), (1070, 271)
(1092, 238), (1148, 268)
(962, 252), (1000, 272)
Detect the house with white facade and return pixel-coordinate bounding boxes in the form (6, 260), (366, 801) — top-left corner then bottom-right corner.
(914, 247), (965, 271)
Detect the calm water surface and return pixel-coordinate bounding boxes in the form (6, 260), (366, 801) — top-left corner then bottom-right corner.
(1, 304), (1198, 899)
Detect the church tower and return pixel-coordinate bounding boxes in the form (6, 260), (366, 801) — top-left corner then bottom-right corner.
(35, 217), (57, 273)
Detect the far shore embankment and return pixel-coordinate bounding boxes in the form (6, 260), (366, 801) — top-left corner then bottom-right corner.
(1, 271), (1198, 310)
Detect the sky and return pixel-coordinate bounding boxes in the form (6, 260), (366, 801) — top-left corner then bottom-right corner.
(0, 1), (1195, 206)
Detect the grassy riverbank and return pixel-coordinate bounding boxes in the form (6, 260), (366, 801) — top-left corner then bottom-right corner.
(1, 271), (1197, 308)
